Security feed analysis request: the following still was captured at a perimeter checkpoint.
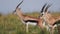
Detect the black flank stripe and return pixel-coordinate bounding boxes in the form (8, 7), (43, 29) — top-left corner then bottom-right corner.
(23, 20), (38, 23)
(53, 20), (60, 26)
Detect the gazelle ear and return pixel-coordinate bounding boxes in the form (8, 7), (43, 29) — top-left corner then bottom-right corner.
(41, 3), (47, 13)
(45, 4), (52, 13)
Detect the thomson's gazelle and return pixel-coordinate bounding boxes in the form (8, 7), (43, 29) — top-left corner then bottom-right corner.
(13, 0), (47, 32)
(41, 4), (60, 34)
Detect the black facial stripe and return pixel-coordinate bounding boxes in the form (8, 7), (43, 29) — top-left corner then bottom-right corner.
(24, 20), (38, 23)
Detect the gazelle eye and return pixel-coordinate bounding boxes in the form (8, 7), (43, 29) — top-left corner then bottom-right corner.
(42, 14), (43, 15)
(41, 13), (43, 17)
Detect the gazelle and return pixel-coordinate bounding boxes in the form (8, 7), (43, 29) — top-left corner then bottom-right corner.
(13, 0), (47, 33)
(41, 4), (60, 34)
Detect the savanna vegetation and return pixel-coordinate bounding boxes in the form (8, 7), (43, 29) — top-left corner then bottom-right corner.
(0, 12), (60, 34)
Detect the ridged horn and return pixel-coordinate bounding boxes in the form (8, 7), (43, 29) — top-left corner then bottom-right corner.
(41, 3), (47, 13)
(45, 4), (52, 12)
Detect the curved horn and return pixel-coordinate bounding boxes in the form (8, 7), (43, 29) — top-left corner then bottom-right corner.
(16, 0), (24, 9)
(41, 3), (47, 13)
(13, 0), (24, 13)
(45, 4), (52, 12)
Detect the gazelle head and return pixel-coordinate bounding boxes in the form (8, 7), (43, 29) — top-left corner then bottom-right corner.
(13, 0), (23, 14)
(41, 4), (52, 22)
(40, 4), (55, 32)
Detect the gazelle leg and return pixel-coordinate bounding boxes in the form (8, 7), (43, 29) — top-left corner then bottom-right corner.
(49, 26), (55, 34)
(26, 23), (28, 33)
(51, 25), (57, 34)
(51, 27), (54, 34)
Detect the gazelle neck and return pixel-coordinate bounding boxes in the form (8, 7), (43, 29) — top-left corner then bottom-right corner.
(16, 8), (25, 19)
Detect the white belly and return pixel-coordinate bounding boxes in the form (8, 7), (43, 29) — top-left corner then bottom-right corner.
(26, 22), (37, 25)
(21, 20), (37, 25)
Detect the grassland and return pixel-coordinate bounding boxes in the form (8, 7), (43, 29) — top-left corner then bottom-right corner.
(0, 12), (60, 34)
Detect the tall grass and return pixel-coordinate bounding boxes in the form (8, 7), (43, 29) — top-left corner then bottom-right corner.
(0, 12), (60, 34)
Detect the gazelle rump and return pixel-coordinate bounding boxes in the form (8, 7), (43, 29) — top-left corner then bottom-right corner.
(13, 0), (48, 32)
(41, 4), (60, 34)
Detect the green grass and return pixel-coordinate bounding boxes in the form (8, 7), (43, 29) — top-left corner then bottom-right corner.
(0, 12), (60, 34)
